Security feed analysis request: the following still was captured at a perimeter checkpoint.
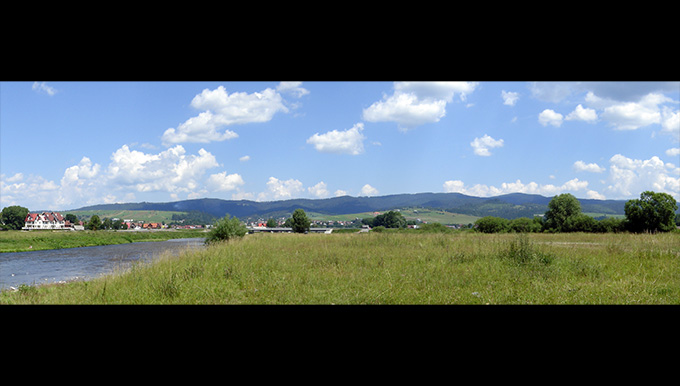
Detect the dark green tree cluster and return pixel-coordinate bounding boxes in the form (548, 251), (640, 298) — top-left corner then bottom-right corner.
(362, 210), (407, 229)
(474, 191), (678, 234)
(1, 205), (29, 230)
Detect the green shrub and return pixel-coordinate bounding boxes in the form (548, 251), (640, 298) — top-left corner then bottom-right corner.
(476, 216), (509, 233)
(205, 215), (247, 245)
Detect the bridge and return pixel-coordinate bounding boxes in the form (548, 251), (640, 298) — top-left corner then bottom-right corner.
(247, 227), (333, 234)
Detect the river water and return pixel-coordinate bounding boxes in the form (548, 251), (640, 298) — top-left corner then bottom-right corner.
(0, 238), (205, 290)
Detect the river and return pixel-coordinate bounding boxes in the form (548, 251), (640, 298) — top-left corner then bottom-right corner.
(0, 238), (205, 290)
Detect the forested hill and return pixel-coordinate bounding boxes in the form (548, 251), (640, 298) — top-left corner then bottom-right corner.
(70, 192), (629, 220)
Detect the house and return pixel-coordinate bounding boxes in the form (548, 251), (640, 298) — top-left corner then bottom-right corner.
(23, 211), (68, 230)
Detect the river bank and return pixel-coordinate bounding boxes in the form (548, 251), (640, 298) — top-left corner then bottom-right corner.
(0, 229), (207, 253)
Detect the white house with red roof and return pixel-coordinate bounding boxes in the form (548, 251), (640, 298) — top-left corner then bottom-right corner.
(22, 211), (69, 230)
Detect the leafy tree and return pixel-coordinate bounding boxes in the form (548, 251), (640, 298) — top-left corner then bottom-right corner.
(544, 193), (581, 232)
(291, 209), (311, 233)
(476, 216), (510, 233)
(509, 217), (542, 233)
(102, 217), (113, 230)
(64, 213), (79, 224)
(373, 210), (406, 229)
(1, 205), (29, 230)
(88, 215), (102, 231)
(205, 215), (247, 244)
(624, 191), (678, 233)
(266, 218), (277, 228)
(564, 213), (597, 233)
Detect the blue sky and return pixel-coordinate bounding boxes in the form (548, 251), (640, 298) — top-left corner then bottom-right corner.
(1, 81), (679, 211)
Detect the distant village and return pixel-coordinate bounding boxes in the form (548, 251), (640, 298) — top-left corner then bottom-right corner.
(21, 211), (210, 231)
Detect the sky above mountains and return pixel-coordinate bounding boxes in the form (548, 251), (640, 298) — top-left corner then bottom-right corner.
(1, 81), (679, 210)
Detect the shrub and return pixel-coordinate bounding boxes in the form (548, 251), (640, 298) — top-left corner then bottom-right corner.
(475, 216), (509, 233)
(205, 215), (247, 245)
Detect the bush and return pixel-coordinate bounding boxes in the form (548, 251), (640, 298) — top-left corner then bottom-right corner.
(475, 216), (509, 233)
(205, 215), (247, 245)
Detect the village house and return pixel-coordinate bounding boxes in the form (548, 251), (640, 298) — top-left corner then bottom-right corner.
(22, 211), (70, 230)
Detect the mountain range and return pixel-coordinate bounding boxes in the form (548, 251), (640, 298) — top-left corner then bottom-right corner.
(71, 192), (629, 222)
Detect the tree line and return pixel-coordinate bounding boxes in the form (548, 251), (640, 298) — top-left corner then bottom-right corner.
(475, 191), (679, 234)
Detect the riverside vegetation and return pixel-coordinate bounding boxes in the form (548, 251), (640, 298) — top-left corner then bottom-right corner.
(2, 231), (678, 304)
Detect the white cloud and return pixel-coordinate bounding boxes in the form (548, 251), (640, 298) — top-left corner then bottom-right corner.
(666, 148), (680, 157)
(573, 160), (605, 173)
(261, 177), (304, 201)
(334, 189), (348, 197)
(538, 109), (563, 127)
(443, 178), (589, 197)
(470, 134), (504, 156)
(606, 154), (680, 199)
(239, 155), (251, 162)
(32, 82), (57, 96)
(207, 172), (245, 192)
(363, 82), (478, 131)
(307, 122), (366, 155)
(501, 90), (519, 106)
(308, 181), (330, 198)
(661, 106), (680, 135)
(162, 84), (291, 145)
(276, 81), (310, 98)
(107, 145), (218, 194)
(394, 82), (478, 102)
(586, 190), (606, 200)
(360, 184), (379, 196)
(600, 93), (670, 131)
(565, 104), (597, 122)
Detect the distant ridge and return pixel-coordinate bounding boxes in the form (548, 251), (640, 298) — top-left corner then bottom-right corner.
(70, 192), (628, 220)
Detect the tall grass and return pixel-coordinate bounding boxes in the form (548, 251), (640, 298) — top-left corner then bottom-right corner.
(2, 232), (678, 304)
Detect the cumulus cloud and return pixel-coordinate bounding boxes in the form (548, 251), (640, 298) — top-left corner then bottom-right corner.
(538, 109), (564, 127)
(207, 172), (245, 192)
(501, 90), (519, 106)
(260, 177), (304, 201)
(307, 122), (366, 155)
(565, 104), (597, 122)
(162, 83), (300, 145)
(276, 81), (310, 98)
(573, 160), (605, 173)
(666, 148), (680, 157)
(363, 82), (478, 131)
(360, 184), (379, 196)
(606, 154), (680, 199)
(443, 178), (589, 197)
(308, 181), (330, 198)
(470, 134), (504, 156)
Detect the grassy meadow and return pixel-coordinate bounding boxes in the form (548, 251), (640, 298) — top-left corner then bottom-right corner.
(0, 229), (206, 253)
(2, 231), (678, 304)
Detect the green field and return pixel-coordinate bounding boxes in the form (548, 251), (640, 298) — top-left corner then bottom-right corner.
(0, 229), (206, 253)
(3, 231), (678, 304)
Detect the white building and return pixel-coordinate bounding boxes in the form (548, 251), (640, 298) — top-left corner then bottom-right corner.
(22, 211), (69, 230)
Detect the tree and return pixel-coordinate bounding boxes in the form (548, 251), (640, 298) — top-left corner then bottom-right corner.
(64, 213), (79, 224)
(205, 215), (247, 244)
(88, 215), (102, 231)
(373, 210), (406, 229)
(476, 216), (510, 233)
(1, 205), (29, 230)
(624, 191), (678, 233)
(544, 193), (581, 232)
(266, 218), (277, 228)
(291, 209), (311, 233)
